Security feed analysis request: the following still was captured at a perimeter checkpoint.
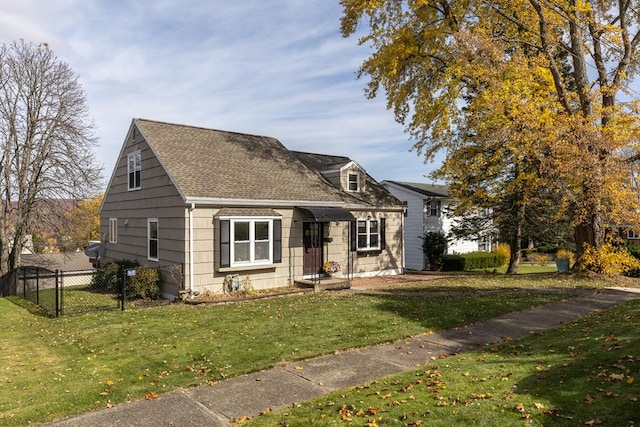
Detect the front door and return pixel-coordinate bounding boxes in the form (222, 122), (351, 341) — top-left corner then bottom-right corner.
(303, 222), (323, 276)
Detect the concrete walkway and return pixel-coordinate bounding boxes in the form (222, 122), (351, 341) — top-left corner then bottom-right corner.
(46, 288), (640, 427)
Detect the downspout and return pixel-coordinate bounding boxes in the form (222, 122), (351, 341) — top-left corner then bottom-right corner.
(189, 203), (195, 297)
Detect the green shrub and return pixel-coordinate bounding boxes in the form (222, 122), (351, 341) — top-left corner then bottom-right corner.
(422, 231), (448, 271)
(626, 243), (640, 260)
(536, 245), (560, 254)
(442, 252), (507, 271)
(127, 267), (160, 299)
(91, 260), (159, 299)
(442, 255), (465, 271)
(91, 260), (137, 293)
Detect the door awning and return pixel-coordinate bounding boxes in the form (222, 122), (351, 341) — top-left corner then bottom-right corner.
(297, 206), (355, 222)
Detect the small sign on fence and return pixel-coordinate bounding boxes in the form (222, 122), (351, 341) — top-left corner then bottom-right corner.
(127, 269), (137, 277)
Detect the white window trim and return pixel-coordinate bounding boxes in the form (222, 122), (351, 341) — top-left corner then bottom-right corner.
(357, 218), (381, 251)
(347, 172), (360, 192)
(109, 218), (117, 243)
(426, 200), (441, 217)
(148, 218), (158, 261)
(222, 216), (277, 267)
(128, 151), (141, 191)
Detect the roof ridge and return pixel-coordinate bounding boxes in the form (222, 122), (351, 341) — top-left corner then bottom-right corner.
(134, 118), (278, 140)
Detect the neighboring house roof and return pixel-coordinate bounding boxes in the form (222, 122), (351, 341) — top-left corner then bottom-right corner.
(383, 181), (450, 198)
(293, 151), (402, 207)
(134, 119), (357, 205)
(20, 252), (95, 271)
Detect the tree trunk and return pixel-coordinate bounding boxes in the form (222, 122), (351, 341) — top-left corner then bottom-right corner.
(574, 211), (605, 267)
(506, 202), (525, 274)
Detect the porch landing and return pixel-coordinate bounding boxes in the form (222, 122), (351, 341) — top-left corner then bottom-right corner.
(295, 277), (351, 292)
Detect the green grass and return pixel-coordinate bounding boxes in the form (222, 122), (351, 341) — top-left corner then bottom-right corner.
(380, 272), (634, 293)
(498, 263), (559, 274)
(247, 299), (640, 426)
(0, 289), (568, 425)
(22, 286), (120, 316)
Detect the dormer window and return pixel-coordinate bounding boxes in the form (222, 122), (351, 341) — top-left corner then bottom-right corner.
(348, 173), (360, 192)
(128, 151), (141, 190)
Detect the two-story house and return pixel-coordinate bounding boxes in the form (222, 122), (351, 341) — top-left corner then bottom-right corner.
(381, 180), (490, 270)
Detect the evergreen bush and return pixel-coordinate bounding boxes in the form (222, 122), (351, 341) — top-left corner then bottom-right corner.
(442, 252), (506, 271)
(422, 231), (448, 271)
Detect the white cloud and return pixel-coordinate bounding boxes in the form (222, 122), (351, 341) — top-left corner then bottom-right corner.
(0, 0), (439, 185)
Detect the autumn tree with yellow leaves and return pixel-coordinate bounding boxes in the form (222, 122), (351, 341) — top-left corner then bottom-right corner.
(341, 0), (640, 268)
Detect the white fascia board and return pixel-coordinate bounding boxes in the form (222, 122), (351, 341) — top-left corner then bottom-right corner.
(183, 197), (351, 208)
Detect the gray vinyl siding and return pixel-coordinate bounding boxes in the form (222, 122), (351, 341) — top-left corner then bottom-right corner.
(350, 210), (404, 276)
(100, 127), (187, 295)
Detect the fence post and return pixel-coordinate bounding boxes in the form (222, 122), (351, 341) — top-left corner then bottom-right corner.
(55, 270), (60, 317)
(121, 271), (126, 311)
(36, 268), (40, 306)
(22, 267), (26, 298)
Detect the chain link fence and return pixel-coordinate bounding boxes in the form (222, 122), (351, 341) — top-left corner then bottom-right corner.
(1, 266), (123, 316)
(2, 263), (182, 317)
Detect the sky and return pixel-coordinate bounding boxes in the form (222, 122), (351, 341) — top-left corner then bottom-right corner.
(0, 0), (442, 189)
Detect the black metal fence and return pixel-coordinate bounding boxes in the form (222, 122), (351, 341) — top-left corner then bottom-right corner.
(2, 266), (124, 317)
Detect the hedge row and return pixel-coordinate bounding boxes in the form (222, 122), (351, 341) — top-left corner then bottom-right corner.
(442, 252), (507, 271)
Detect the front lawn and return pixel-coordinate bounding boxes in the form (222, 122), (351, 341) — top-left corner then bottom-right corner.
(248, 298), (640, 426)
(0, 288), (567, 425)
(379, 272), (636, 293)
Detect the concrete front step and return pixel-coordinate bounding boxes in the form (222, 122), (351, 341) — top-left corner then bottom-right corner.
(295, 277), (351, 292)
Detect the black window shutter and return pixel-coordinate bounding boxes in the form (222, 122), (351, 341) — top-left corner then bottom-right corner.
(273, 219), (282, 263)
(350, 220), (357, 252)
(380, 218), (386, 250)
(220, 220), (230, 268)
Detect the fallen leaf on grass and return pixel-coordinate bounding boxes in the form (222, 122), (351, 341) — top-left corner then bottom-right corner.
(585, 395), (596, 404)
(145, 392), (158, 400)
(584, 418), (602, 425)
(609, 373), (624, 381)
(533, 402), (544, 409)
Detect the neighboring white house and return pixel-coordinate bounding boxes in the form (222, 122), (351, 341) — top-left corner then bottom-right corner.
(381, 181), (490, 270)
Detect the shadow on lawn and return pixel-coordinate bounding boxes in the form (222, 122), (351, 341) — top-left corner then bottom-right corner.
(5, 295), (51, 317)
(496, 300), (640, 424)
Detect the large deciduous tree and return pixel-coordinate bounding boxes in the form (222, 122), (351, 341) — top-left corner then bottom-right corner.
(0, 40), (102, 274)
(341, 0), (640, 266)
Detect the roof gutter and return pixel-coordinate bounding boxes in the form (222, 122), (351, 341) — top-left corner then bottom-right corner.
(184, 197), (354, 207)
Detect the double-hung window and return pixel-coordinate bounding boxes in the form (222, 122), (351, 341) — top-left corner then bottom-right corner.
(128, 151), (141, 190)
(357, 218), (380, 251)
(148, 218), (158, 261)
(348, 173), (360, 192)
(109, 218), (117, 243)
(426, 200), (441, 217)
(220, 217), (282, 268)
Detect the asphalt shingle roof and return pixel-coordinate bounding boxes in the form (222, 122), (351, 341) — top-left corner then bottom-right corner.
(134, 119), (354, 204)
(385, 181), (451, 198)
(293, 151), (402, 207)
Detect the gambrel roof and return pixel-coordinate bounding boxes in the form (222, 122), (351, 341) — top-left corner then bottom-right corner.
(132, 119), (362, 205)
